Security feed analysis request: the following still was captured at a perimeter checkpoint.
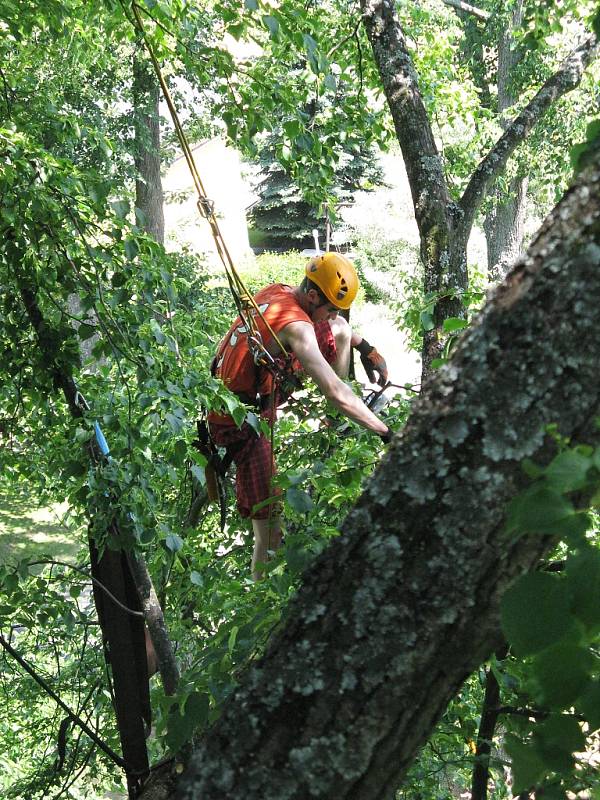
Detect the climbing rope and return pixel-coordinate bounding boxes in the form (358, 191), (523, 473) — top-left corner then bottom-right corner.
(130, 2), (290, 371)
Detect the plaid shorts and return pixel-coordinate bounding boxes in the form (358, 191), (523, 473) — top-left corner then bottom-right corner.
(209, 320), (336, 519)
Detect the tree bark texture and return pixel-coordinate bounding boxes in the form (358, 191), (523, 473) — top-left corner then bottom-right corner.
(175, 151), (600, 799)
(484, 174), (529, 282)
(484, 2), (529, 282)
(128, 549), (180, 696)
(133, 48), (165, 245)
(442, 0), (490, 21)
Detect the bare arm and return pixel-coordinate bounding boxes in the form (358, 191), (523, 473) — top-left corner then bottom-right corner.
(280, 321), (388, 435)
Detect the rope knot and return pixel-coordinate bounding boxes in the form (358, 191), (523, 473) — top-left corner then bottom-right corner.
(197, 197), (215, 219)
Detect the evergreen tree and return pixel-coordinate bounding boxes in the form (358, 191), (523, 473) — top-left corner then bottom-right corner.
(250, 131), (384, 250)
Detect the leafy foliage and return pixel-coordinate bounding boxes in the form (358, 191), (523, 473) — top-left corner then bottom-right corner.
(500, 443), (600, 797)
(1, 0), (600, 797)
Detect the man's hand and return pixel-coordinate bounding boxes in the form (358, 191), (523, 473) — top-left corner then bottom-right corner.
(380, 427), (392, 445)
(355, 338), (389, 387)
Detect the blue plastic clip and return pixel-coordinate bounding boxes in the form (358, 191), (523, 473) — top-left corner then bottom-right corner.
(94, 421), (110, 457)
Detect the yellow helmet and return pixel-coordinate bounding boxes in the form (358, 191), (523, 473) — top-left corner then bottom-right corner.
(305, 252), (359, 310)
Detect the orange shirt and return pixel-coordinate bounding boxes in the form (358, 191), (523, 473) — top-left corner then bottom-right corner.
(208, 284), (310, 425)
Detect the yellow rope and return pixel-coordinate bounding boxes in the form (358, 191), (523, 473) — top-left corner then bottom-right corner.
(130, 2), (289, 359)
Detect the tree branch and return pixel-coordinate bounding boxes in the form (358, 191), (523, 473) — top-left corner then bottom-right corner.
(458, 34), (599, 243)
(442, 0), (490, 21)
(471, 646), (507, 800)
(127, 549), (180, 696)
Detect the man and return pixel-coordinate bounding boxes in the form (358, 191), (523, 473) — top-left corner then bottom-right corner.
(208, 252), (391, 578)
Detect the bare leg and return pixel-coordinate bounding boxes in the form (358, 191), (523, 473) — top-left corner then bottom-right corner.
(144, 626), (158, 677)
(251, 517), (283, 581)
(328, 315), (352, 379)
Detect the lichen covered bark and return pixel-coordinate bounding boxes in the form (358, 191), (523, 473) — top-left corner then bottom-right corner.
(174, 154), (600, 800)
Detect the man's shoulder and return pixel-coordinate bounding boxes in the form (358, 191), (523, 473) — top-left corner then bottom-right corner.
(256, 284), (312, 329)
(255, 283), (294, 302)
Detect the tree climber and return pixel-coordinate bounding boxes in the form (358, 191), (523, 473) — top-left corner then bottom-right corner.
(208, 252), (391, 579)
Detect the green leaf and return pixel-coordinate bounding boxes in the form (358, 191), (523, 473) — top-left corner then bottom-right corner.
(227, 22), (245, 41)
(165, 692), (209, 753)
(63, 460), (86, 478)
(532, 715), (585, 774)
(284, 541), (312, 575)
(505, 484), (575, 536)
(111, 199), (129, 219)
(442, 317), (468, 333)
(77, 323), (96, 340)
(283, 119), (301, 138)
(533, 642), (592, 707)
(150, 318), (166, 345)
(245, 411), (261, 434)
(419, 309), (434, 331)
(505, 734), (545, 794)
(323, 73), (337, 92)
(262, 14), (279, 39)
(190, 450), (207, 468)
(232, 405), (247, 428)
(286, 487), (313, 513)
(172, 439), (187, 467)
(165, 413), (183, 433)
(165, 534), (184, 553)
(124, 237), (139, 260)
(577, 679), (600, 731)
(593, 7), (600, 38)
(430, 358), (447, 369)
(228, 626), (238, 652)
(185, 691), (210, 728)
(501, 572), (576, 656)
(522, 458), (544, 479)
(544, 450), (592, 492)
(190, 570), (203, 587)
(565, 546), (600, 631)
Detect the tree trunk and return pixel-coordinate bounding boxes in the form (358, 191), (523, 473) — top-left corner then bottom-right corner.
(484, 174), (529, 282)
(359, 0), (464, 377)
(360, 0), (597, 383)
(172, 148), (600, 800)
(133, 48), (165, 245)
(484, 2), (529, 282)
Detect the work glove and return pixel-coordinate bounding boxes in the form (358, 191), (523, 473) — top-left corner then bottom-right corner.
(380, 427), (392, 445)
(355, 338), (389, 387)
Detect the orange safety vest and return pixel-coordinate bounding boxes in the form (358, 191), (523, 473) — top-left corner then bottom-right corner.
(208, 284), (310, 425)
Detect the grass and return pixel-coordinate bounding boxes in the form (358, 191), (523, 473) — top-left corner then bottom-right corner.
(0, 487), (82, 566)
